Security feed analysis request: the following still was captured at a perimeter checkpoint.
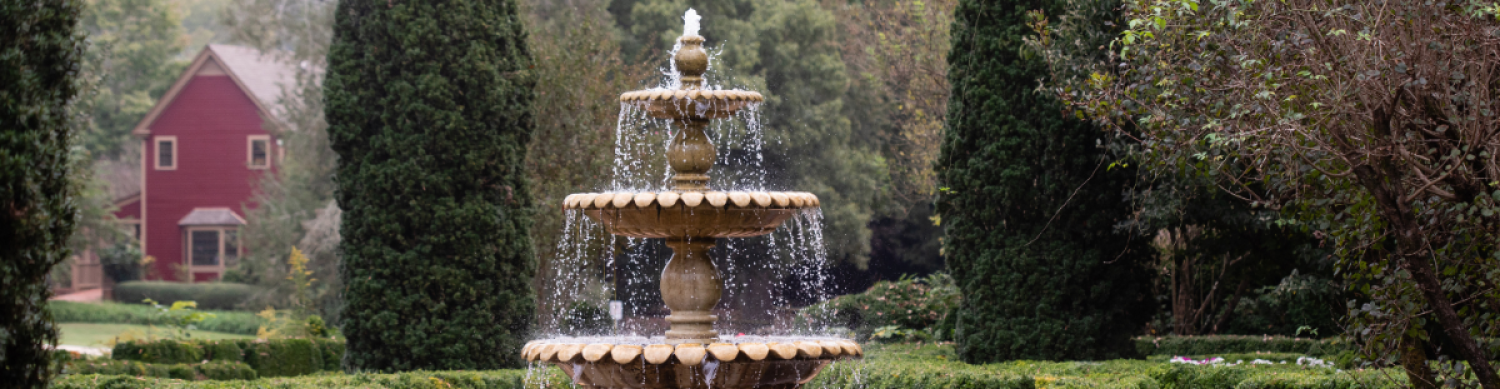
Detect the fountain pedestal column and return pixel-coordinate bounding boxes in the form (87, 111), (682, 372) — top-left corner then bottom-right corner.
(661, 238), (721, 344)
(668, 119), (715, 191)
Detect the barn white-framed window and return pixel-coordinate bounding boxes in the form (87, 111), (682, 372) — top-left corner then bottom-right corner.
(247, 135), (271, 169)
(155, 136), (177, 170)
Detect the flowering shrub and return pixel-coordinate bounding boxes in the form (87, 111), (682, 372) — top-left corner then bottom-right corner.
(802, 273), (959, 340)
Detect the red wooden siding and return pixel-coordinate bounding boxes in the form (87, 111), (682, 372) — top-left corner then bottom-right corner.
(115, 198), (141, 220)
(142, 75), (272, 281)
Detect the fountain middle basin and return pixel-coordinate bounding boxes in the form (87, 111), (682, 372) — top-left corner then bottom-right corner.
(524, 338), (861, 389)
(564, 191), (820, 238)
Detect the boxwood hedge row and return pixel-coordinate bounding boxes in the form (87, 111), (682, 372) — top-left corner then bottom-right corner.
(111, 338), (341, 377)
(68, 360), (256, 381)
(48, 301), (264, 335)
(54, 370), (532, 388)
(1133, 336), (1356, 358)
(112, 282), (264, 310)
(58, 358), (1404, 389)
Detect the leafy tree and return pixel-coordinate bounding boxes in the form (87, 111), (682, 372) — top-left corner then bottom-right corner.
(77, 0), (186, 157)
(833, 0), (954, 277)
(221, 0), (342, 322)
(936, 0), (1151, 362)
(325, 0), (537, 371)
(1033, 1), (1500, 387)
(523, 0), (651, 326)
(0, 0), (85, 385)
(1126, 177), (1338, 337)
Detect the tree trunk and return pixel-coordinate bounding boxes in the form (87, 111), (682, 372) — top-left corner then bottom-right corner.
(1401, 334), (1438, 389)
(1209, 278), (1250, 334)
(1352, 159), (1499, 389)
(1173, 254), (1197, 335)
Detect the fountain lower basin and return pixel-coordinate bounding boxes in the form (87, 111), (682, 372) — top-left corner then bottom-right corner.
(525, 339), (861, 389)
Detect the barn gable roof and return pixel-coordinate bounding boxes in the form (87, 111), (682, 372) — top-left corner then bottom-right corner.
(132, 44), (298, 136)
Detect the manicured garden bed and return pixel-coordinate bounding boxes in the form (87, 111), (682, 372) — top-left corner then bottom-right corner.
(55, 342), (1405, 388)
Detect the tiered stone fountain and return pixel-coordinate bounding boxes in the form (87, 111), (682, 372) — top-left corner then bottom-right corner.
(520, 10), (861, 389)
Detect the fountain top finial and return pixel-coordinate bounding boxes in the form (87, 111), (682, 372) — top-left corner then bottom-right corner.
(673, 12), (708, 90)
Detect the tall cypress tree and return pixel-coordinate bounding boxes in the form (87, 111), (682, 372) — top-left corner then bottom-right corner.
(324, 0), (536, 371)
(936, 0), (1150, 362)
(1, 0), (84, 385)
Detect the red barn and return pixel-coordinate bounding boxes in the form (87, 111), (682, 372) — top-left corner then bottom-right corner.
(113, 44), (295, 282)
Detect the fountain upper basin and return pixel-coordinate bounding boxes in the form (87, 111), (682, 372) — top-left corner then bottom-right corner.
(564, 191), (819, 239)
(621, 89), (764, 121)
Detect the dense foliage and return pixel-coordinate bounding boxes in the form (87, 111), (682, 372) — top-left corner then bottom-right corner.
(1031, 0), (1500, 386)
(76, 0), (186, 157)
(802, 273), (959, 340)
(935, 0), (1150, 362)
(324, 0), (537, 371)
(0, 0), (85, 385)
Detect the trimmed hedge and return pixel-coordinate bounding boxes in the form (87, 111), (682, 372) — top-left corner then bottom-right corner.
(112, 338), (342, 377)
(48, 301), (265, 335)
(1134, 336), (1355, 357)
(241, 339), (323, 377)
(806, 344), (1404, 389)
(68, 360), (256, 381)
(112, 281), (264, 310)
(54, 370), (532, 388)
(57, 344), (1407, 389)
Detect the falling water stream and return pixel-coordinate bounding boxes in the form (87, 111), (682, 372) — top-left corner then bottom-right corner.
(525, 8), (857, 389)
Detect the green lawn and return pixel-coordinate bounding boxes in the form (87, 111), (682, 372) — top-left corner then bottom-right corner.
(58, 323), (254, 348)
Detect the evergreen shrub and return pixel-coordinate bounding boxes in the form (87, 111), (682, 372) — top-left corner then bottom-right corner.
(0, 0), (85, 385)
(325, 0), (537, 371)
(937, 0), (1150, 362)
(112, 281), (263, 310)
